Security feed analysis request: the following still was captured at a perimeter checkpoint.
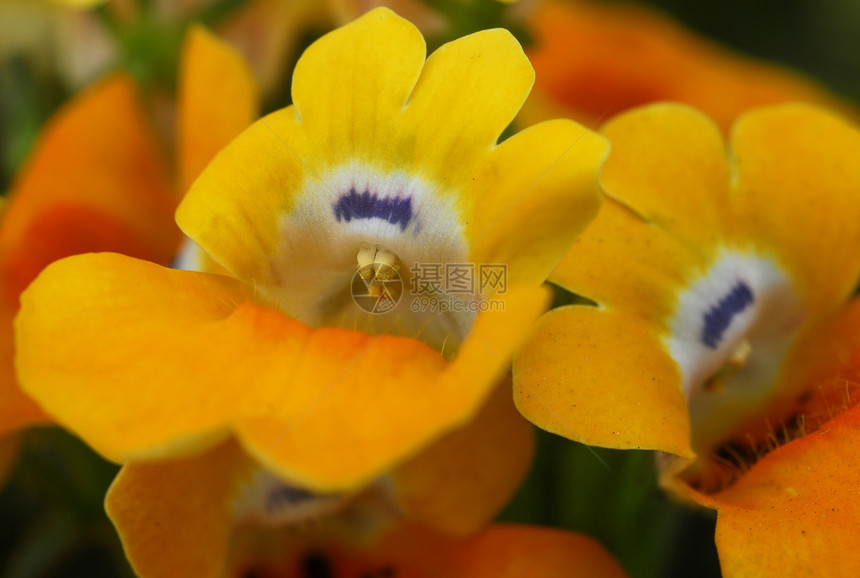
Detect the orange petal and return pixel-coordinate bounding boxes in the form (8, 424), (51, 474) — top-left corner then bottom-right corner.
(391, 379), (534, 536)
(237, 286), (550, 491)
(178, 25), (259, 194)
(0, 74), (177, 437)
(106, 440), (255, 578)
(708, 404), (860, 577)
(513, 305), (693, 457)
(523, 0), (858, 133)
(0, 74), (178, 298)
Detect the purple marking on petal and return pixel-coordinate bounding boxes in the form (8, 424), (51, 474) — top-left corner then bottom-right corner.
(701, 281), (754, 348)
(333, 187), (413, 231)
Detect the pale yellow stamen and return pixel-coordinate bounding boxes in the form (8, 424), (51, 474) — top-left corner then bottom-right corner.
(727, 338), (752, 368)
(356, 243), (403, 301)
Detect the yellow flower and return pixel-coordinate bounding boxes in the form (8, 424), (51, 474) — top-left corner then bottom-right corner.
(0, 25), (256, 477)
(514, 102), (860, 573)
(520, 0), (857, 133)
(15, 8), (606, 496)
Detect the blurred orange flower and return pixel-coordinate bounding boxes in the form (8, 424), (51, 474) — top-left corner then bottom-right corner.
(521, 0), (857, 132)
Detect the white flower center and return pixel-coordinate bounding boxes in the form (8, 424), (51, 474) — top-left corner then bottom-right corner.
(263, 162), (474, 352)
(666, 250), (806, 449)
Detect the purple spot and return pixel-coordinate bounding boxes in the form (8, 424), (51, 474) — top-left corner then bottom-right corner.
(333, 187), (412, 231)
(701, 281), (754, 348)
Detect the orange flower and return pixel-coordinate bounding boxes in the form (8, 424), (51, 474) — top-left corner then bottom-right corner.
(0, 25), (257, 470)
(521, 0), (857, 132)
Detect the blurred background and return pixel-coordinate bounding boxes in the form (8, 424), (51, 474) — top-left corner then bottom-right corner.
(1, 0), (858, 576)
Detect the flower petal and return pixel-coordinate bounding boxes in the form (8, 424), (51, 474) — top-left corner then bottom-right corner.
(106, 440), (254, 578)
(513, 305), (692, 457)
(290, 7), (426, 170)
(0, 74), (178, 298)
(549, 197), (699, 325)
(598, 103), (734, 252)
(708, 404), (860, 577)
(237, 286), (550, 491)
(391, 380), (534, 536)
(468, 119), (607, 289)
(0, 295), (47, 436)
(522, 0), (858, 133)
(17, 252), (547, 490)
(233, 523), (629, 578)
(178, 25), (259, 194)
(0, 74), (177, 437)
(16, 253), (256, 461)
(365, 523), (630, 578)
(731, 104), (860, 316)
(402, 26), (534, 185)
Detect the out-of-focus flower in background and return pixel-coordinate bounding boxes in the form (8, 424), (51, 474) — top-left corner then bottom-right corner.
(0, 21), (255, 482)
(514, 102), (860, 573)
(520, 0), (858, 132)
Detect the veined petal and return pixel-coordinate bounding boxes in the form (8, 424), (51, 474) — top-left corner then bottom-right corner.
(237, 286), (549, 491)
(513, 305), (693, 457)
(391, 380), (534, 536)
(468, 119), (607, 289)
(291, 7), (425, 171)
(709, 404), (860, 577)
(105, 440), (254, 578)
(178, 25), (259, 194)
(731, 104), (860, 317)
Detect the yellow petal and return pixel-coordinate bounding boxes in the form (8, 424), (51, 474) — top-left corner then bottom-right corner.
(468, 119), (607, 289)
(513, 305), (693, 457)
(731, 104), (860, 316)
(599, 103), (734, 253)
(178, 25), (259, 194)
(402, 26), (534, 186)
(291, 7), (426, 171)
(391, 379), (534, 536)
(549, 196), (702, 326)
(16, 253), (256, 461)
